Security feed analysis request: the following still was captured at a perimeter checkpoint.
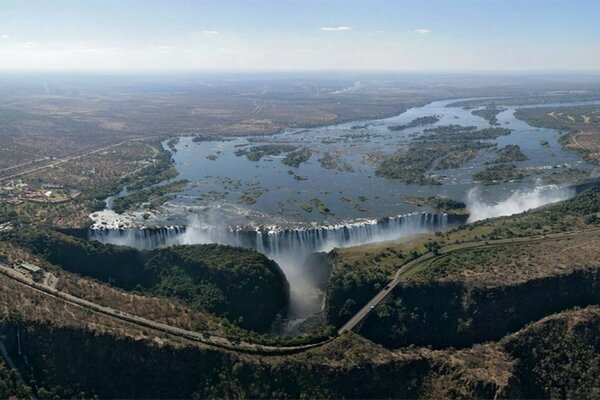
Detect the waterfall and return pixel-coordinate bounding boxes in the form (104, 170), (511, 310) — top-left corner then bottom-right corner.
(88, 225), (186, 250)
(88, 212), (451, 256)
(89, 212), (453, 321)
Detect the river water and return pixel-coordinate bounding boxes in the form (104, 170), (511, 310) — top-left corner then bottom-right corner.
(89, 97), (600, 325)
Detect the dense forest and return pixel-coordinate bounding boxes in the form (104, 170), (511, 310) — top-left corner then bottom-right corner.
(22, 231), (289, 332)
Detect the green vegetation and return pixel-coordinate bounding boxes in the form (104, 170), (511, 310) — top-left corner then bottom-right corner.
(282, 147), (312, 167)
(0, 359), (31, 399)
(112, 180), (188, 214)
(318, 152), (354, 172)
(405, 196), (468, 214)
(6, 304), (600, 399)
(514, 106), (600, 133)
(192, 135), (234, 142)
(426, 196), (468, 214)
(473, 163), (526, 184)
(470, 145), (528, 185)
(0, 322), (509, 400)
(22, 231), (288, 332)
(435, 145), (486, 170)
(501, 307), (600, 399)
(325, 247), (412, 326)
(472, 106), (504, 125)
(310, 198), (332, 215)
(327, 187), (600, 332)
(544, 167), (591, 184)
(515, 105), (600, 164)
(388, 115), (440, 131)
(119, 144), (178, 192)
(166, 137), (179, 150)
(375, 147), (443, 185)
(495, 144), (528, 162)
(421, 125), (511, 141)
(361, 235), (600, 348)
(234, 144), (298, 161)
(300, 203), (313, 213)
(539, 139), (549, 146)
(237, 187), (264, 205)
(145, 245), (288, 331)
(376, 125), (511, 184)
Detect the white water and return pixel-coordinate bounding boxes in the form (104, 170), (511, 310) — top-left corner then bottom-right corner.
(466, 184), (575, 222)
(89, 182), (582, 321)
(89, 212), (449, 319)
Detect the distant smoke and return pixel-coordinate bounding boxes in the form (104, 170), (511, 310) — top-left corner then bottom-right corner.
(466, 184), (575, 222)
(331, 81), (363, 94)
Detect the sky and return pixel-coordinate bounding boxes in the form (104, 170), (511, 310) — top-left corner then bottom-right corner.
(0, 0), (599, 72)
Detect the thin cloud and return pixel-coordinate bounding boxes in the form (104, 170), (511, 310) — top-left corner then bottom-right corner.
(319, 26), (351, 32)
(201, 30), (219, 35)
(1, 35), (9, 39)
(414, 29), (431, 34)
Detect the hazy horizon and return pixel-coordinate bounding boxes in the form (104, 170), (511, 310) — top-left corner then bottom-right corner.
(2, 0), (600, 72)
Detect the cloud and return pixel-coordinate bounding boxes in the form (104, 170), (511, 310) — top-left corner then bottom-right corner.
(319, 26), (351, 32)
(1, 35), (9, 39)
(201, 30), (219, 35)
(414, 29), (431, 34)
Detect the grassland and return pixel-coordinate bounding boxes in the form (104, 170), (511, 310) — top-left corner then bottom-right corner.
(515, 105), (600, 164)
(3, 261), (600, 399)
(326, 188), (600, 327)
(406, 232), (600, 285)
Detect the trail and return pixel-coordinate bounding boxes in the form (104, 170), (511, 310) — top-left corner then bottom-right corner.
(3, 228), (598, 355)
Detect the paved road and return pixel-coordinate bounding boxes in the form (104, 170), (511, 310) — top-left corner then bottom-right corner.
(337, 228), (597, 334)
(0, 136), (160, 182)
(0, 228), (596, 355)
(0, 264), (332, 355)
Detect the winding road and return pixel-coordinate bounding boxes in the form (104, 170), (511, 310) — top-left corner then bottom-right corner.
(338, 228), (597, 334)
(1, 228), (597, 355)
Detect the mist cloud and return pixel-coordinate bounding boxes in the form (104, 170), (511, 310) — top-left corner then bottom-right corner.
(466, 185), (574, 222)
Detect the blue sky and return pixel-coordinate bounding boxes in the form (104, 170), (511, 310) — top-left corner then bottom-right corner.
(0, 0), (599, 71)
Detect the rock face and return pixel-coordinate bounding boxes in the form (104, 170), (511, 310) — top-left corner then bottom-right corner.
(2, 253), (600, 399)
(4, 307), (600, 399)
(501, 306), (600, 399)
(24, 231), (289, 332)
(360, 268), (600, 349)
(145, 244), (289, 332)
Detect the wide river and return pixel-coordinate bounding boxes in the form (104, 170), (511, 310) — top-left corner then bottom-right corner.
(90, 97), (600, 327)
(164, 98), (599, 226)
